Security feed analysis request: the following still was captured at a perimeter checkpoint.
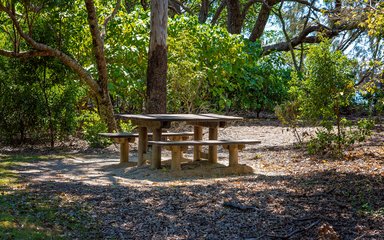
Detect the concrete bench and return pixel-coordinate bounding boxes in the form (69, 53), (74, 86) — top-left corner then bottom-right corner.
(148, 139), (261, 171)
(99, 132), (194, 163)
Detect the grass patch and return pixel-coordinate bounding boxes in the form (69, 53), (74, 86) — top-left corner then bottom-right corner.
(0, 155), (102, 239)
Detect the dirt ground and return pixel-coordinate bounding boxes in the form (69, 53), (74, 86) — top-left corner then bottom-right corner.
(1, 119), (384, 239)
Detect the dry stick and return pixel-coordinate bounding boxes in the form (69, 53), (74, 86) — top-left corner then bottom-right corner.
(293, 187), (336, 198)
(222, 201), (258, 211)
(267, 219), (321, 239)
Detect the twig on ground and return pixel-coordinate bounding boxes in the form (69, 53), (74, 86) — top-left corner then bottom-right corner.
(222, 201), (258, 211)
(266, 219), (321, 239)
(294, 187), (336, 198)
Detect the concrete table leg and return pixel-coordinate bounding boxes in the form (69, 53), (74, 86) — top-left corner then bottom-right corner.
(228, 145), (239, 166)
(171, 146), (182, 171)
(208, 126), (218, 163)
(138, 127), (148, 166)
(151, 128), (162, 169)
(120, 140), (129, 163)
(193, 126), (202, 161)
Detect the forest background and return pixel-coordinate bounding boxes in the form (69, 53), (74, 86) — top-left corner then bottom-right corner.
(0, 0), (383, 151)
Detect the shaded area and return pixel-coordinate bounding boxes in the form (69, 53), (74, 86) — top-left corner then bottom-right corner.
(8, 157), (384, 239)
(0, 155), (103, 239)
(1, 120), (383, 239)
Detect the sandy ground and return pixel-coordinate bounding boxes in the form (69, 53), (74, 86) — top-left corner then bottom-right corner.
(2, 119), (383, 239)
(11, 119), (307, 185)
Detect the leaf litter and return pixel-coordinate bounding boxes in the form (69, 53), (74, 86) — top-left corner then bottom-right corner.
(1, 119), (383, 239)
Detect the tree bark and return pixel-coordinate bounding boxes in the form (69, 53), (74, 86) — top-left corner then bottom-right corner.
(198, 0), (210, 23)
(146, 0), (168, 114)
(249, 0), (277, 41)
(85, 0), (117, 132)
(227, 0), (243, 34)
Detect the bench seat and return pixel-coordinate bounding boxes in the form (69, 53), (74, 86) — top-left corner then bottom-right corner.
(148, 139), (261, 170)
(99, 131), (194, 163)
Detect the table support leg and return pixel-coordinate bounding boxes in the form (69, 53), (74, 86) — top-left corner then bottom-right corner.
(152, 128), (162, 169)
(138, 127), (148, 166)
(228, 145), (239, 166)
(120, 140), (129, 163)
(171, 146), (182, 171)
(208, 126), (218, 163)
(193, 126), (202, 161)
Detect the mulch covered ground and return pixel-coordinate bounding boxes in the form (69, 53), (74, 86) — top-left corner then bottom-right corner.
(1, 119), (383, 239)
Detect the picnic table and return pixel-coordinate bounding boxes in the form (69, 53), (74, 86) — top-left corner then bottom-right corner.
(115, 113), (243, 169)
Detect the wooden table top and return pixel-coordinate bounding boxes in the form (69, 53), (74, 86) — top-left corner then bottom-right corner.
(116, 113), (243, 122)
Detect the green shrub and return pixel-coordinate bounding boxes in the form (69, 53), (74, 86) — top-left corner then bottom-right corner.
(79, 110), (111, 148)
(275, 101), (303, 143)
(106, 12), (290, 113)
(0, 57), (80, 145)
(307, 119), (374, 156)
(281, 40), (373, 156)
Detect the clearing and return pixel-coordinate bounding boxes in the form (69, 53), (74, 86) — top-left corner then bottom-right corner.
(1, 119), (383, 239)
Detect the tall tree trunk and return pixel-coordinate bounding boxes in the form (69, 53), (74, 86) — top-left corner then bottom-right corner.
(249, 0), (276, 41)
(85, 0), (117, 131)
(226, 0), (242, 34)
(146, 0), (168, 114)
(198, 0), (210, 23)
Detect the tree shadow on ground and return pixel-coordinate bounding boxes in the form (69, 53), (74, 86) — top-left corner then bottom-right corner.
(6, 163), (383, 239)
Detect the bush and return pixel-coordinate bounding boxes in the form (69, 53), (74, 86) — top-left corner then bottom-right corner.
(0, 57), (80, 145)
(307, 119), (374, 156)
(281, 40), (372, 156)
(79, 110), (111, 148)
(106, 12), (290, 113)
(275, 101), (303, 143)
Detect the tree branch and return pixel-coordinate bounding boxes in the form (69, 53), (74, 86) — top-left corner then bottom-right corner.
(262, 21), (361, 54)
(101, 0), (121, 41)
(198, 0), (210, 23)
(85, 0), (109, 91)
(274, 0), (299, 71)
(211, 0), (227, 25)
(338, 30), (363, 51)
(0, 2), (101, 95)
(0, 49), (54, 58)
(249, 0), (277, 41)
(241, 0), (257, 20)
(171, 0), (193, 14)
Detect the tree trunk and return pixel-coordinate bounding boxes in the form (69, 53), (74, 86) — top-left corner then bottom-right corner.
(226, 0), (242, 34)
(85, 0), (117, 131)
(198, 0), (210, 23)
(249, 0), (276, 41)
(146, 0), (168, 114)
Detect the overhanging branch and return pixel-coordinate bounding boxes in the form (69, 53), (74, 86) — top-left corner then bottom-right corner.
(101, 0), (121, 41)
(0, 49), (54, 58)
(0, 2), (101, 95)
(262, 22), (362, 54)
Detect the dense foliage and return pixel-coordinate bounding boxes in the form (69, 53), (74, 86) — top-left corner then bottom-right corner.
(107, 12), (291, 114)
(0, 56), (81, 145)
(277, 41), (373, 156)
(0, 7), (292, 145)
(0, 1), (383, 146)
